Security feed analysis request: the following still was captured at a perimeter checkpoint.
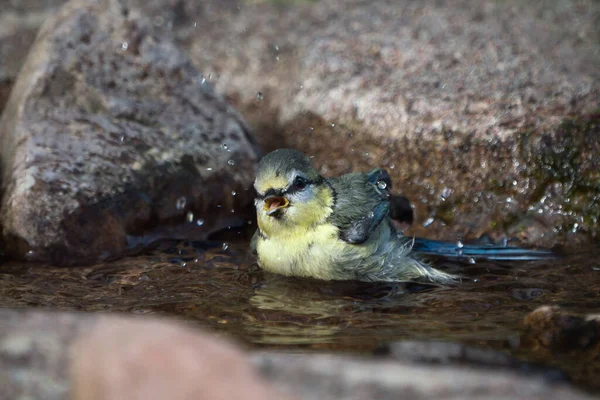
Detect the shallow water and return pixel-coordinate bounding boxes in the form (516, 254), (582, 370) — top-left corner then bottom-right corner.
(0, 238), (599, 391)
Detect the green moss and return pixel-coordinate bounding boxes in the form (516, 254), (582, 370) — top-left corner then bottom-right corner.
(517, 114), (600, 235)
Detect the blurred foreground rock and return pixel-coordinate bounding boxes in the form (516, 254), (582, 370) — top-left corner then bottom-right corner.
(252, 352), (594, 400)
(1, 309), (594, 400)
(0, 0), (259, 265)
(375, 340), (567, 382)
(0, 309), (284, 400)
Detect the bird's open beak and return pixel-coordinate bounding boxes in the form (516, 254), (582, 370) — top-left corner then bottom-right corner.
(264, 196), (289, 215)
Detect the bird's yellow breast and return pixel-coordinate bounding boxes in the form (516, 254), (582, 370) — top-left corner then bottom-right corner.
(256, 223), (351, 280)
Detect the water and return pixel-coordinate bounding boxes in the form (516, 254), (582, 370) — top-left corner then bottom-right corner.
(0, 240), (598, 391)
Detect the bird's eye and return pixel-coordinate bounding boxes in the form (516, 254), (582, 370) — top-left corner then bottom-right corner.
(293, 176), (308, 190)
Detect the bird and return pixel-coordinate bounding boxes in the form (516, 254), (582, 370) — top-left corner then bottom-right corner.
(250, 149), (554, 285)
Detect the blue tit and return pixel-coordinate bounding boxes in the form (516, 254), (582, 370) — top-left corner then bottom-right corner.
(250, 149), (554, 284)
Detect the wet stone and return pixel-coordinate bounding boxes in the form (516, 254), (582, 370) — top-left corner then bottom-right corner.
(0, 0), (260, 265)
(523, 306), (600, 352)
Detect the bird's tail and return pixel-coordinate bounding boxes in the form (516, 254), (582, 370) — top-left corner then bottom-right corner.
(411, 237), (556, 261)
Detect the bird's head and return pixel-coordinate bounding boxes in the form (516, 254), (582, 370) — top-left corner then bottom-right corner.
(254, 149), (334, 237)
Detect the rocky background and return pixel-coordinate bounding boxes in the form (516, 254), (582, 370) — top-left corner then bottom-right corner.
(1, 0), (599, 265)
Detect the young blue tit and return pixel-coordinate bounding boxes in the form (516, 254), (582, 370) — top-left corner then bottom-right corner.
(250, 148), (457, 284)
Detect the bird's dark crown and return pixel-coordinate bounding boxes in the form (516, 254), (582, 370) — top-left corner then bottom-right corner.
(256, 149), (322, 183)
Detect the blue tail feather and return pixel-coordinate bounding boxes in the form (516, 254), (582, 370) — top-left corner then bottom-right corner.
(411, 237), (556, 261)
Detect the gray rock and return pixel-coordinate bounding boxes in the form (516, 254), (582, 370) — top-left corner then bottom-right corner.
(0, 0), (67, 112)
(0, 309), (91, 400)
(252, 352), (594, 400)
(374, 340), (567, 383)
(0, 309), (285, 400)
(0, 0), (259, 265)
(140, 0), (599, 246)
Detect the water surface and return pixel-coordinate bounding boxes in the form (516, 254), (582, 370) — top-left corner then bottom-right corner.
(0, 239), (598, 391)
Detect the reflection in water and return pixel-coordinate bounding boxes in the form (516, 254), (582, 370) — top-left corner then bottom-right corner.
(0, 240), (598, 391)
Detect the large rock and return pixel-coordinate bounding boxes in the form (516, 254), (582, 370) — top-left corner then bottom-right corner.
(186, 0), (600, 246)
(252, 352), (594, 400)
(0, 309), (285, 400)
(140, 0), (600, 246)
(0, 0), (260, 265)
(1, 309), (593, 400)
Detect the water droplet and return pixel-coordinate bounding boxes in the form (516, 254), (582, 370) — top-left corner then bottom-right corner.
(231, 191), (237, 196)
(222, 242), (229, 251)
(423, 217), (434, 227)
(186, 211), (194, 222)
(273, 44), (280, 51)
(389, 164), (395, 169)
(193, 22), (197, 27)
(231, 209), (235, 213)
(330, 123), (335, 127)
(456, 240), (464, 248)
(206, 167), (213, 171)
(120, 136), (125, 142)
(227, 159), (235, 166)
(377, 181), (387, 190)
(176, 197), (187, 210)
(256, 92), (264, 102)
(275, 56), (280, 61)
(196, 219), (204, 226)
(468, 257), (476, 264)
(247, 220), (253, 225)
(181, 262), (187, 267)
(121, 42), (129, 51)
(473, 278), (480, 283)
(441, 187), (452, 199)
(221, 143), (228, 150)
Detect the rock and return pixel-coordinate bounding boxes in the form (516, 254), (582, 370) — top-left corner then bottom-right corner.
(1, 309), (593, 400)
(0, 0), (260, 265)
(0, 309), (90, 399)
(0, 0), (67, 113)
(0, 309), (286, 400)
(71, 315), (286, 400)
(522, 306), (600, 392)
(152, 0), (600, 246)
(252, 352), (594, 400)
(374, 340), (567, 383)
(523, 306), (600, 351)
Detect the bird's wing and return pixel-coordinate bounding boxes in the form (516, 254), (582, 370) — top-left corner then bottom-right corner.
(368, 168), (413, 224)
(327, 171), (392, 244)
